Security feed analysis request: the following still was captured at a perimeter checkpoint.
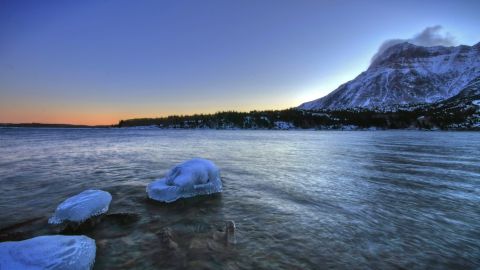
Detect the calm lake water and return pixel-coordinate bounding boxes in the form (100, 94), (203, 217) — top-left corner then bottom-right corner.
(0, 128), (479, 269)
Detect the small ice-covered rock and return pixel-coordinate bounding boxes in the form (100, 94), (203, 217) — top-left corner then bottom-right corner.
(49, 189), (112, 224)
(0, 235), (96, 270)
(147, 158), (222, 203)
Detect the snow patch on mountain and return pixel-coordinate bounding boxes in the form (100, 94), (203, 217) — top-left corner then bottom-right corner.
(299, 42), (480, 110)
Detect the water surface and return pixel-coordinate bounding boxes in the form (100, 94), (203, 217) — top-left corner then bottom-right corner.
(1, 129), (479, 269)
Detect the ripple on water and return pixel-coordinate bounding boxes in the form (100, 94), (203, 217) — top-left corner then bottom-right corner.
(0, 129), (479, 269)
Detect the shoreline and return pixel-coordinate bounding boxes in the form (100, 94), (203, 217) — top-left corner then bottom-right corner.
(1, 125), (478, 131)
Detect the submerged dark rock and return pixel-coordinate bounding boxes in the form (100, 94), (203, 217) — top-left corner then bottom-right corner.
(159, 227), (179, 251)
(0, 231), (31, 242)
(58, 215), (105, 234)
(0, 217), (49, 242)
(105, 212), (141, 225)
(212, 220), (237, 246)
(225, 220), (236, 245)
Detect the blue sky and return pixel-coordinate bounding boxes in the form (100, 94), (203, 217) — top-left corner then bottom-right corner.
(0, 0), (479, 124)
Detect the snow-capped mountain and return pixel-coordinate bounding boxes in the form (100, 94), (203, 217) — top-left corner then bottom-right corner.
(299, 42), (480, 110)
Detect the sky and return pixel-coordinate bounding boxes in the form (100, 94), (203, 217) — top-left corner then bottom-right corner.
(1, 0), (479, 125)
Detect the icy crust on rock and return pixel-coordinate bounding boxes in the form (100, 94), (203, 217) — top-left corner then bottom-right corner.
(0, 235), (96, 270)
(147, 158), (222, 203)
(48, 189), (112, 224)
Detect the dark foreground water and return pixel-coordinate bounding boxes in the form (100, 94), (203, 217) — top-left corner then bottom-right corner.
(0, 128), (479, 269)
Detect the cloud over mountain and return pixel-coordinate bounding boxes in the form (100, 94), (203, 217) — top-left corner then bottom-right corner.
(371, 25), (456, 63)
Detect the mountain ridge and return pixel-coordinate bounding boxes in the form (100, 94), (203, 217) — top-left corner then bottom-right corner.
(299, 42), (480, 110)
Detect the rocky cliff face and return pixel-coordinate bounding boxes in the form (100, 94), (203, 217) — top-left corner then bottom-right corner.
(299, 42), (480, 110)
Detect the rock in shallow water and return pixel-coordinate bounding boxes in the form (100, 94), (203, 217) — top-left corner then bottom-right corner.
(147, 158), (222, 203)
(0, 235), (96, 270)
(49, 189), (112, 224)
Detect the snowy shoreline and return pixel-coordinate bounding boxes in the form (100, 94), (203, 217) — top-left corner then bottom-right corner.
(1, 125), (479, 131)
(117, 125), (479, 131)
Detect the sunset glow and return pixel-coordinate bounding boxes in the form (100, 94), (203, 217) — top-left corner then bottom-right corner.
(1, 0), (479, 125)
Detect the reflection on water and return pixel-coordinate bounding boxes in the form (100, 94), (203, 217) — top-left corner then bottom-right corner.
(0, 129), (479, 269)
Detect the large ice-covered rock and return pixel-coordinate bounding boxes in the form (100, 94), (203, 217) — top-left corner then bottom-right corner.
(0, 235), (96, 270)
(147, 158), (222, 203)
(49, 189), (112, 224)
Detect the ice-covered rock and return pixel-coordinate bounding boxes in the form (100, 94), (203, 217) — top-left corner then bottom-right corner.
(147, 158), (222, 203)
(49, 189), (112, 224)
(0, 235), (96, 270)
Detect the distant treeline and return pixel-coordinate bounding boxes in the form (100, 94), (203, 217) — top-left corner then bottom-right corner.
(0, 123), (112, 128)
(117, 102), (479, 130)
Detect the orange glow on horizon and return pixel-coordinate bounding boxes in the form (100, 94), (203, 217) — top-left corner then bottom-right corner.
(0, 101), (298, 126)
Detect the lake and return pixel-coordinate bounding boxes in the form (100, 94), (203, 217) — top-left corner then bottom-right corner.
(0, 128), (479, 269)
